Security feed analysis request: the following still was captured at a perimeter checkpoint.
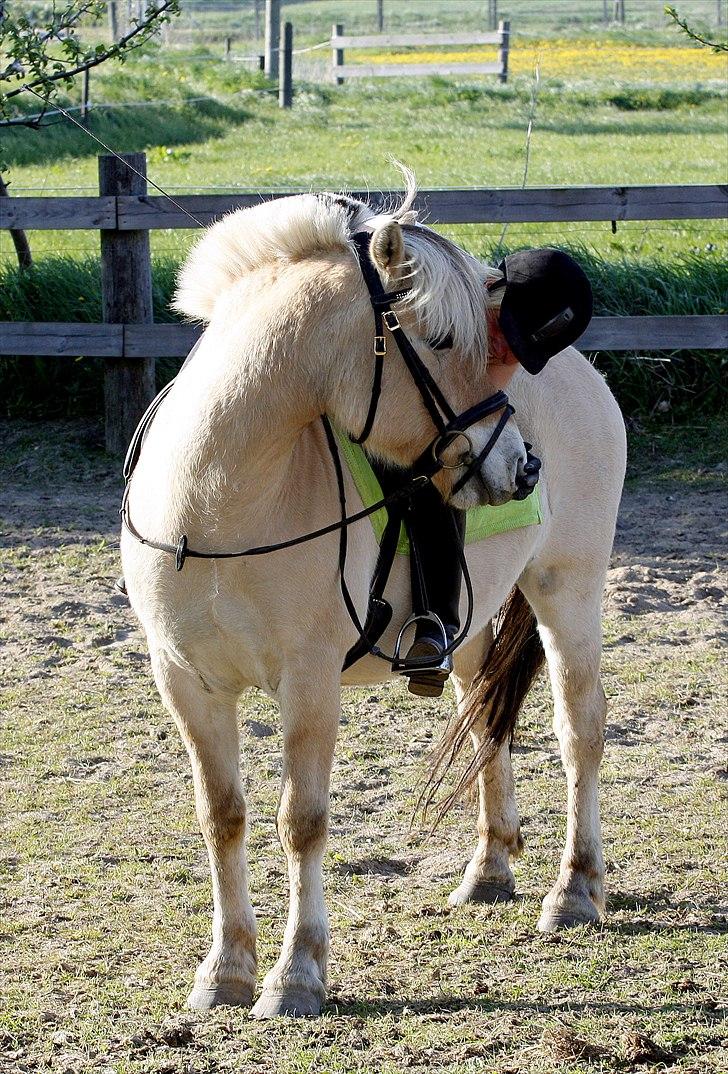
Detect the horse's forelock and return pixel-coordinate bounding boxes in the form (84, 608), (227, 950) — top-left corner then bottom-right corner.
(173, 179), (488, 372)
(397, 225), (489, 371)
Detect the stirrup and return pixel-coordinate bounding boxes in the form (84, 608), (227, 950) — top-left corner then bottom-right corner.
(402, 638), (453, 698)
(391, 611), (448, 672)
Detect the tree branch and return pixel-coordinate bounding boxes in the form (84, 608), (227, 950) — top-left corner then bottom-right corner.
(664, 5), (728, 51)
(2, 1), (178, 102)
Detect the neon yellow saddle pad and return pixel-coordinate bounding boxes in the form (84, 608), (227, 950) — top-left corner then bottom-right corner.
(334, 426), (542, 556)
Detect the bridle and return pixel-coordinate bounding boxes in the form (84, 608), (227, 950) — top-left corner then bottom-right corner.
(347, 231), (521, 494)
(120, 228), (540, 664)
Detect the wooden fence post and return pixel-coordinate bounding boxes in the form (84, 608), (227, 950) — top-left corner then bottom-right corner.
(333, 22), (344, 85)
(81, 67), (90, 125)
(108, 0), (119, 42)
(224, 35), (232, 61)
(279, 21), (293, 108)
(265, 0), (280, 80)
(98, 153), (155, 456)
(498, 19), (510, 84)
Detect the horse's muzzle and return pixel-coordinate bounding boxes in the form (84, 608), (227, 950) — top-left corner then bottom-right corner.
(513, 445), (542, 500)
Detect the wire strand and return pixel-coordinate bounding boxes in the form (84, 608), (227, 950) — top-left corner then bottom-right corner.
(22, 86), (206, 228)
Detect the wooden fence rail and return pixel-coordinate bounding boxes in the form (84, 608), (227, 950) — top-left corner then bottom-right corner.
(3, 317), (726, 360)
(2, 184), (725, 232)
(0, 156), (726, 451)
(331, 21), (510, 84)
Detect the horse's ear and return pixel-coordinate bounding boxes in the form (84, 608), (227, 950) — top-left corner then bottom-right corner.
(370, 220), (406, 278)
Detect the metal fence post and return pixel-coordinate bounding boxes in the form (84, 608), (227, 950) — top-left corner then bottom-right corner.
(333, 22), (344, 85)
(376, 0), (384, 32)
(98, 152), (155, 456)
(279, 21), (293, 108)
(498, 19), (510, 84)
(265, 0), (280, 80)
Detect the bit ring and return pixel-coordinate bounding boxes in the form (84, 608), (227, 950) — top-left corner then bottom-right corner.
(431, 430), (474, 469)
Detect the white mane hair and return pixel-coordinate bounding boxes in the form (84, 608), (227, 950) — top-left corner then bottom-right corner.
(173, 167), (489, 368)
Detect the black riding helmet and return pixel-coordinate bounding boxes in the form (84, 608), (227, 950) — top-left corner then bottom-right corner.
(490, 248), (593, 374)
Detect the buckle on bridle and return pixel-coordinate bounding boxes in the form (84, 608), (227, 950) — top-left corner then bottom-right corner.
(382, 310), (400, 331)
(374, 335), (386, 357)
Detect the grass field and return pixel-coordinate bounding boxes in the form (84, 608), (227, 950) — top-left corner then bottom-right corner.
(1, 419), (726, 1073)
(1, 17), (726, 429)
(2, 27), (726, 266)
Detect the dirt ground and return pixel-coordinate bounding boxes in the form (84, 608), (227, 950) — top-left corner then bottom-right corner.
(1, 419), (726, 1074)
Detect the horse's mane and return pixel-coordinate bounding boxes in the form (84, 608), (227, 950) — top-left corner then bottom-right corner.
(173, 168), (488, 367)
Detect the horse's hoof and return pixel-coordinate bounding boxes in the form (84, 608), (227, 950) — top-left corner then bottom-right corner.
(187, 982), (254, 1010)
(448, 880), (515, 907)
(250, 988), (322, 1019)
(538, 907), (600, 932)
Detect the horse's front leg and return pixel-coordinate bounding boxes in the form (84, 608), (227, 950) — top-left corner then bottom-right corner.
(251, 669), (340, 1018)
(151, 648), (257, 1009)
(449, 627), (523, 907)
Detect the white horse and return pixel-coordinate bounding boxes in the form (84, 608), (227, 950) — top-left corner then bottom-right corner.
(121, 184), (626, 1018)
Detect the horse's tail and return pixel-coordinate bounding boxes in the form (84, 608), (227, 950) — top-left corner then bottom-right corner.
(420, 587), (545, 824)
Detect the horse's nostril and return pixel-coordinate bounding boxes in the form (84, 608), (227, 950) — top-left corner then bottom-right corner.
(514, 449), (542, 499)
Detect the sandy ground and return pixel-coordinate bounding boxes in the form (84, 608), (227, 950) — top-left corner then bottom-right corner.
(1, 420), (726, 1074)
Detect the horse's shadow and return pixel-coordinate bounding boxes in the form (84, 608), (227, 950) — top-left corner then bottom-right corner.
(606, 887), (728, 931)
(324, 993), (714, 1020)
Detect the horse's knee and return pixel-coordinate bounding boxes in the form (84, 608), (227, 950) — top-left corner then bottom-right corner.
(201, 785), (247, 848)
(278, 804), (328, 856)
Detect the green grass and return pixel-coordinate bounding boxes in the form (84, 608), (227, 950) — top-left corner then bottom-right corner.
(0, 21), (725, 422)
(2, 46), (726, 264)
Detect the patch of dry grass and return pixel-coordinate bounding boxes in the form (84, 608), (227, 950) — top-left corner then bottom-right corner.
(1, 420), (726, 1073)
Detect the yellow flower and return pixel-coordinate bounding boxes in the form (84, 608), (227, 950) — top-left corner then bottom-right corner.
(355, 40), (726, 81)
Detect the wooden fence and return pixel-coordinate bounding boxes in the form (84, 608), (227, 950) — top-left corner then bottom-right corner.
(331, 21), (510, 84)
(1, 154), (726, 451)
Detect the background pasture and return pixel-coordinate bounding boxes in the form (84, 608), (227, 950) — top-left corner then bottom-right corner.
(2, 2), (726, 422)
(1, 2), (726, 1071)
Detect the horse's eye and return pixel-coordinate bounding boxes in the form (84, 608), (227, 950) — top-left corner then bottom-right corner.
(427, 332), (454, 351)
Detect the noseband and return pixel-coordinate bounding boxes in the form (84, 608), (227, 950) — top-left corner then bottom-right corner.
(120, 228), (541, 665)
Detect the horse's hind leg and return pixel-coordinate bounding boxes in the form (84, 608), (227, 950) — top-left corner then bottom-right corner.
(449, 627), (523, 906)
(151, 648), (257, 1008)
(519, 567), (607, 931)
(251, 669), (340, 1019)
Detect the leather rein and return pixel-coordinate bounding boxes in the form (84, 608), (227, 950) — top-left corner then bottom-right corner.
(120, 230), (531, 662)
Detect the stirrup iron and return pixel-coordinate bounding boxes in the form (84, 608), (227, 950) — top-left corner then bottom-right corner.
(391, 611), (448, 672)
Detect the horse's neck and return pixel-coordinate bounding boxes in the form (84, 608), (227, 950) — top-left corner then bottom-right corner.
(135, 328), (323, 543)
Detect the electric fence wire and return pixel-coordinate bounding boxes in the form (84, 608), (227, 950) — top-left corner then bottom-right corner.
(21, 86), (206, 227)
